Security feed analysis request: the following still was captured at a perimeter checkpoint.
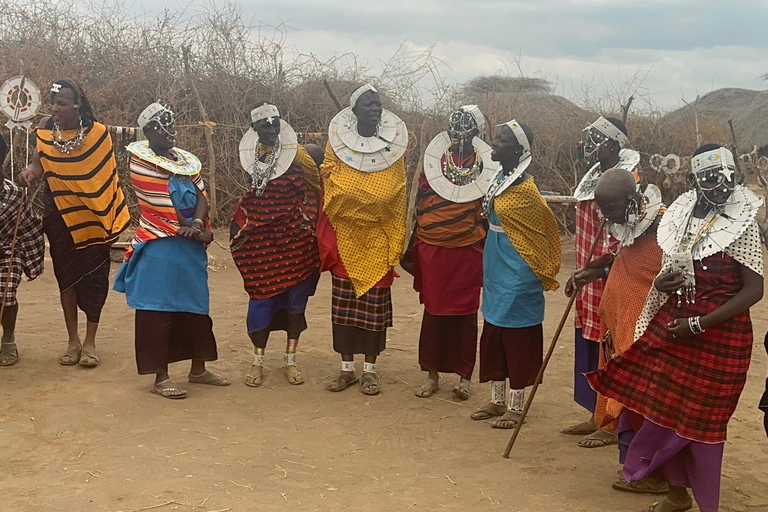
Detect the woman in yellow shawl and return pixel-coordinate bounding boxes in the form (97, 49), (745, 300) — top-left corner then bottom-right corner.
(317, 84), (408, 396)
(470, 120), (561, 429)
(18, 79), (129, 367)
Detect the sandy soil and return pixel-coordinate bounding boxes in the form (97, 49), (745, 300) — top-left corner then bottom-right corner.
(2, 236), (767, 512)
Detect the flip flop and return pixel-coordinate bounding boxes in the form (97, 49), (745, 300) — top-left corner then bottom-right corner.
(59, 347), (82, 366)
(284, 365), (305, 385)
(325, 372), (358, 392)
(188, 371), (231, 386)
(152, 379), (187, 399)
(244, 366), (264, 388)
(642, 498), (693, 512)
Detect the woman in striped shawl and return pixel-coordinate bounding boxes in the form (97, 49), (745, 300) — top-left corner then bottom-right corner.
(114, 103), (229, 399)
(18, 79), (130, 368)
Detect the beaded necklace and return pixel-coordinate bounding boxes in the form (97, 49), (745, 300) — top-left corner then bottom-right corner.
(51, 118), (85, 154)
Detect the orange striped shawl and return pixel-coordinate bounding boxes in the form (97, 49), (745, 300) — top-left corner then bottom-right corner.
(124, 153), (206, 260)
(37, 122), (130, 248)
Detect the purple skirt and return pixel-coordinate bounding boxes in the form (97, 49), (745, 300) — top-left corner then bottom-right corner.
(624, 419), (724, 512)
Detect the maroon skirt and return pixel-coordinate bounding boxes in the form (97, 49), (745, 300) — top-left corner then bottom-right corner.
(479, 321), (543, 389)
(134, 310), (218, 374)
(418, 311), (477, 380)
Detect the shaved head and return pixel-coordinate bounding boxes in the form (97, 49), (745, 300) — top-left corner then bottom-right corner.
(595, 168), (636, 203)
(594, 168), (638, 225)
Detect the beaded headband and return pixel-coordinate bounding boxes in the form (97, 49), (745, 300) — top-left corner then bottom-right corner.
(691, 147), (736, 180)
(457, 104), (486, 132)
(350, 83), (378, 109)
(250, 103), (280, 124)
(583, 116), (629, 148)
(499, 119), (531, 161)
(137, 102), (170, 128)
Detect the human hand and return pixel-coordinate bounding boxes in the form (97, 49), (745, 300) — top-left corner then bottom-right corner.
(654, 270), (685, 294)
(666, 318), (693, 339)
(573, 267), (605, 288)
(177, 226), (200, 239)
(564, 276), (575, 297)
(16, 169), (37, 187)
(196, 230), (213, 244)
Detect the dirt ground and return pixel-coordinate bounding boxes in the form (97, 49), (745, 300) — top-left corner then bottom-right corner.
(2, 236), (768, 512)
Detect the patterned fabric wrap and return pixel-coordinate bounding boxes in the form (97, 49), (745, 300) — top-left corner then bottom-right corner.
(415, 156), (486, 248)
(125, 153), (207, 260)
(0, 180), (45, 306)
(36, 122), (130, 248)
(331, 275), (393, 331)
(231, 145), (320, 299)
(575, 199), (618, 341)
(587, 253), (753, 444)
(594, 229), (664, 430)
(321, 141), (407, 297)
(493, 177), (561, 291)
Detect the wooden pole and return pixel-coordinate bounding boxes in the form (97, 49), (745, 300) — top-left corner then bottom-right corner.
(323, 79), (343, 111)
(503, 218), (607, 458)
(182, 46), (217, 222)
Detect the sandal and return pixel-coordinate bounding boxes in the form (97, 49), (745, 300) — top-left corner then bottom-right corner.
(0, 341), (19, 366)
(452, 384), (470, 401)
(284, 365), (305, 385)
(613, 476), (669, 495)
(188, 370), (231, 386)
(59, 346), (82, 366)
(492, 410), (524, 429)
(471, 402), (506, 420)
(151, 379), (187, 399)
(79, 352), (99, 368)
(642, 497), (693, 512)
(360, 372), (380, 396)
(577, 429), (618, 448)
(415, 380), (440, 398)
(325, 372), (358, 392)
(560, 419), (598, 436)
(245, 365), (264, 388)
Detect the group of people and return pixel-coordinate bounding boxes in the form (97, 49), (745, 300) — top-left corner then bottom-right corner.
(1, 77), (767, 512)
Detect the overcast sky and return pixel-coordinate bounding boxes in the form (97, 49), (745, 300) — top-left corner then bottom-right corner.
(137, 0), (768, 111)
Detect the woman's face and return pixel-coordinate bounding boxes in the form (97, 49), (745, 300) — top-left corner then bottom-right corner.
(50, 87), (79, 128)
(597, 194), (631, 225)
(353, 91), (382, 128)
(145, 111), (176, 152)
(490, 125), (521, 163)
(253, 117), (281, 146)
(695, 169), (736, 205)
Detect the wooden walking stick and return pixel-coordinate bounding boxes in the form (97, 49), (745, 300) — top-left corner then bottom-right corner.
(503, 217), (607, 458)
(0, 189), (26, 321)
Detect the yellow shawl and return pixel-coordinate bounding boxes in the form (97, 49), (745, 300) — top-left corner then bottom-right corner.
(321, 141), (407, 296)
(494, 177), (561, 291)
(37, 122), (130, 248)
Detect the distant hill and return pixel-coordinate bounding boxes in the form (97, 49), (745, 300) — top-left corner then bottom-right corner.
(663, 88), (768, 152)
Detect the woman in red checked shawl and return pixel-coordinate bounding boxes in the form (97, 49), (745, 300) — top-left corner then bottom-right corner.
(230, 101), (321, 388)
(587, 144), (764, 512)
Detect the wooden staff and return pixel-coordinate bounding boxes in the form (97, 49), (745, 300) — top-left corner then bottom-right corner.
(323, 79), (343, 111)
(0, 189), (26, 321)
(503, 217), (607, 458)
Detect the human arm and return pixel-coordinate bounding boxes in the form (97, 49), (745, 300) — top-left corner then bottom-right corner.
(177, 185), (213, 243)
(667, 264), (763, 338)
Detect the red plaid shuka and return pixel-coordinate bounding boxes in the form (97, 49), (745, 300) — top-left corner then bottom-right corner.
(574, 200), (617, 341)
(230, 148), (320, 300)
(587, 253), (753, 444)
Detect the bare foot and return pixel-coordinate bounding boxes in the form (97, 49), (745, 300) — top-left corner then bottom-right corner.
(284, 365), (305, 385)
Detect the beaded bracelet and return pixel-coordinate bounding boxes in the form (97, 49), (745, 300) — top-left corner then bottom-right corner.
(688, 316), (706, 335)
